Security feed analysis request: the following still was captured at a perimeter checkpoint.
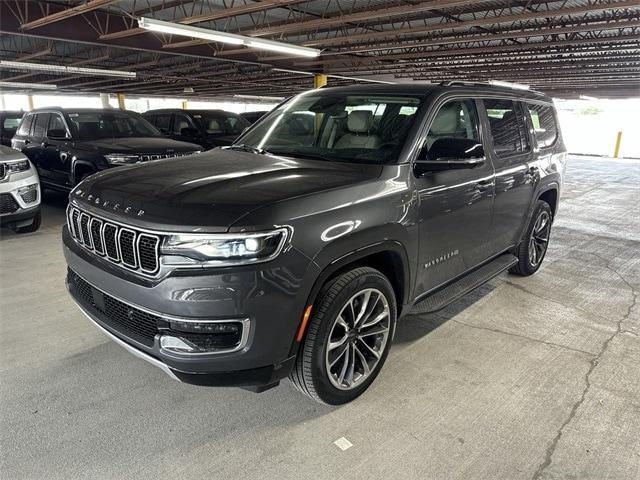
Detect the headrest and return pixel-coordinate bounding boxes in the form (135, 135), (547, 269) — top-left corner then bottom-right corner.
(430, 104), (459, 135)
(347, 110), (373, 133)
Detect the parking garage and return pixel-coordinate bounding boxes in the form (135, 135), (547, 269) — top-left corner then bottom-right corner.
(1, 1), (639, 479)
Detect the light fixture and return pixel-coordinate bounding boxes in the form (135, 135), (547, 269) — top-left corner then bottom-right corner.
(183, 87), (194, 93)
(0, 60), (136, 78)
(489, 80), (530, 90)
(138, 17), (321, 58)
(0, 81), (57, 90)
(233, 94), (285, 101)
(579, 95), (598, 101)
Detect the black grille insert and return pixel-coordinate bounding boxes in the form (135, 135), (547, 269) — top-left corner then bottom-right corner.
(0, 194), (19, 214)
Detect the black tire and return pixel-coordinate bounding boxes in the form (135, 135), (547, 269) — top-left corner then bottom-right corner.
(289, 267), (397, 405)
(510, 200), (553, 276)
(13, 210), (41, 234)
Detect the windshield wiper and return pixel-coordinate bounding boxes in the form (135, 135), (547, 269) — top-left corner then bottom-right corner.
(227, 144), (268, 155)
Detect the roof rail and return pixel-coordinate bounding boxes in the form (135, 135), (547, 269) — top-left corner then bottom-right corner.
(439, 80), (546, 96)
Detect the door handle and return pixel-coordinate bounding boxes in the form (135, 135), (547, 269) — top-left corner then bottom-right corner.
(24, 139), (31, 145)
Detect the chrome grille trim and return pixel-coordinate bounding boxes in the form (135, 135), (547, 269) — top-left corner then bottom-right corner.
(66, 205), (161, 277)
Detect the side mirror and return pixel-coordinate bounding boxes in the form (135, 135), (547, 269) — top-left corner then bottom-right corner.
(46, 129), (69, 140)
(415, 138), (485, 174)
(181, 127), (200, 137)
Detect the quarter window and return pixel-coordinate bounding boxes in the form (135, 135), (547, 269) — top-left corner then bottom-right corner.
(17, 114), (35, 136)
(527, 104), (557, 148)
(484, 99), (530, 155)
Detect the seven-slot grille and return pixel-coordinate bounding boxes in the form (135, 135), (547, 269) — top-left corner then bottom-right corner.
(67, 205), (161, 276)
(139, 152), (195, 162)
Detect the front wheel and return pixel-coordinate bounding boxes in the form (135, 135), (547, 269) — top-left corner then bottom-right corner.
(510, 200), (553, 276)
(289, 267), (397, 405)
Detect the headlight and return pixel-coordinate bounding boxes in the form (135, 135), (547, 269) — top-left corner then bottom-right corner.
(2, 159), (30, 173)
(161, 228), (288, 266)
(105, 153), (140, 165)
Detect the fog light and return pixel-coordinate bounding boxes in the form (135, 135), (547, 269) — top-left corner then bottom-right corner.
(169, 320), (240, 334)
(160, 335), (197, 353)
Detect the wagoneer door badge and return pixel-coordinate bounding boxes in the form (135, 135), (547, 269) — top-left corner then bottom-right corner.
(424, 249), (459, 269)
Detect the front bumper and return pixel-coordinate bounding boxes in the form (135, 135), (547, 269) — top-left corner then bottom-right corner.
(0, 168), (40, 227)
(63, 225), (317, 387)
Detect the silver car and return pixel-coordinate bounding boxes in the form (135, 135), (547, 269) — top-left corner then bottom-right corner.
(0, 145), (41, 233)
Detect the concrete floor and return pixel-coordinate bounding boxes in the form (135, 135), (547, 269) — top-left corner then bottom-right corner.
(1, 156), (638, 480)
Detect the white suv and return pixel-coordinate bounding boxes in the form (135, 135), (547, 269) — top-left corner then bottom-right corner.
(0, 145), (41, 233)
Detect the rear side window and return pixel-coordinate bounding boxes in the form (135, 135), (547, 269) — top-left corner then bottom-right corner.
(154, 114), (172, 132)
(527, 104), (557, 148)
(33, 113), (51, 138)
(17, 114), (34, 136)
(2, 115), (22, 130)
(484, 99), (530, 155)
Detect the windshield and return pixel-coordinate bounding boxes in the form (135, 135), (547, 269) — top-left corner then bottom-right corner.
(68, 112), (161, 140)
(192, 112), (250, 136)
(237, 93), (423, 164)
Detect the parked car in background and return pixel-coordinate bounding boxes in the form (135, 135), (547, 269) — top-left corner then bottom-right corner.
(1, 111), (24, 146)
(240, 110), (269, 125)
(0, 145), (40, 233)
(63, 83), (566, 404)
(11, 108), (201, 191)
(143, 109), (250, 150)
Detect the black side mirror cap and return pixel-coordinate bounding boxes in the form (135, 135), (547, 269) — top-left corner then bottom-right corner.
(46, 129), (69, 140)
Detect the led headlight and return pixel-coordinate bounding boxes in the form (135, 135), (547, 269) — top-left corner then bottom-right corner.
(104, 153), (140, 165)
(161, 228), (288, 266)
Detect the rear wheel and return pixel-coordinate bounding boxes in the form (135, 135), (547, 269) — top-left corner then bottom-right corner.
(289, 267), (396, 405)
(510, 200), (552, 276)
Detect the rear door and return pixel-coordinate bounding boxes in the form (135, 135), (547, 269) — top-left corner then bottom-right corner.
(481, 98), (538, 253)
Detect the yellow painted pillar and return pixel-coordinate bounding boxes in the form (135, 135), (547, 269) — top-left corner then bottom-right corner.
(116, 93), (126, 111)
(313, 73), (327, 89)
(27, 94), (34, 111)
(181, 100), (188, 110)
(613, 131), (623, 158)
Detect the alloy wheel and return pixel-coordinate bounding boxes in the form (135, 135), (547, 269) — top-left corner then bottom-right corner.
(528, 210), (551, 267)
(325, 288), (391, 390)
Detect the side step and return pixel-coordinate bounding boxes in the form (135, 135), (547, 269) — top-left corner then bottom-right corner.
(412, 253), (518, 314)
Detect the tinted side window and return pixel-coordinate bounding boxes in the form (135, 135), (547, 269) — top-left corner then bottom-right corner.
(484, 99), (530, 155)
(49, 114), (66, 133)
(154, 114), (172, 132)
(17, 114), (35, 136)
(173, 114), (193, 134)
(33, 113), (51, 138)
(527, 104), (557, 148)
(3, 116), (22, 130)
(426, 99), (480, 150)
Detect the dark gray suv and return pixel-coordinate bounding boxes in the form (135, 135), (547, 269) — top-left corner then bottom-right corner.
(64, 83), (566, 404)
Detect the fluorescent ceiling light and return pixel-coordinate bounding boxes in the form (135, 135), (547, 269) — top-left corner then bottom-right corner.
(0, 60), (136, 78)
(138, 17), (321, 58)
(234, 94), (285, 101)
(489, 80), (530, 90)
(0, 81), (57, 90)
(579, 95), (598, 101)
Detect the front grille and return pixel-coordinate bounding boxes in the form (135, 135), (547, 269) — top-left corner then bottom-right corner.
(19, 188), (38, 204)
(67, 205), (160, 276)
(0, 193), (19, 214)
(67, 269), (159, 347)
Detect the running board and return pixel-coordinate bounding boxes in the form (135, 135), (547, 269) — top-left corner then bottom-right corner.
(411, 253), (518, 314)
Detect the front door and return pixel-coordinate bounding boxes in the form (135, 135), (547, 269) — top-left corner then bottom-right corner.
(40, 113), (72, 187)
(414, 98), (495, 296)
(481, 99), (537, 252)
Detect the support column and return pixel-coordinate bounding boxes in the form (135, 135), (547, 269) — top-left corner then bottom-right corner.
(116, 93), (126, 111)
(313, 73), (327, 89)
(181, 100), (188, 110)
(100, 93), (111, 108)
(613, 131), (623, 158)
(27, 94), (34, 111)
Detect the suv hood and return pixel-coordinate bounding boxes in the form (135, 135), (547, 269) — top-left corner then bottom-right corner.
(73, 149), (382, 232)
(73, 137), (201, 154)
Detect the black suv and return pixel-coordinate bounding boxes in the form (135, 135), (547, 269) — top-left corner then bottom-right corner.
(64, 83), (566, 404)
(12, 108), (201, 191)
(1, 111), (24, 146)
(143, 109), (250, 150)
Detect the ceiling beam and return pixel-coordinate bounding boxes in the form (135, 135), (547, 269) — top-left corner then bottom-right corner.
(21, 0), (121, 30)
(99, 0), (307, 41)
